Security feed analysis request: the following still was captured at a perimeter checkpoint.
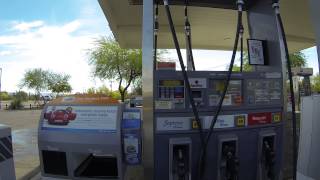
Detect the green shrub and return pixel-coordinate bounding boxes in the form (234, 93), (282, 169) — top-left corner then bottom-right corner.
(0, 92), (12, 101)
(9, 98), (23, 110)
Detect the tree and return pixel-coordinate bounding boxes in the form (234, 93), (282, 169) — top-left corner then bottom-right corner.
(289, 52), (307, 68)
(88, 37), (142, 102)
(312, 74), (320, 93)
(232, 52), (307, 72)
(85, 86), (122, 100)
(130, 78), (142, 97)
(232, 53), (253, 72)
(0, 92), (11, 101)
(15, 91), (28, 101)
(20, 68), (72, 102)
(47, 73), (72, 95)
(20, 68), (48, 103)
(86, 87), (96, 94)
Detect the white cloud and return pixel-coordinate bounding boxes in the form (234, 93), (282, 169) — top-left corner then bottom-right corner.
(0, 20), (106, 93)
(0, 50), (13, 56)
(12, 20), (44, 32)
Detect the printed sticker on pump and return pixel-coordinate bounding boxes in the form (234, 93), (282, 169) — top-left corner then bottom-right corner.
(189, 78), (207, 88)
(155, 101), (173, 109)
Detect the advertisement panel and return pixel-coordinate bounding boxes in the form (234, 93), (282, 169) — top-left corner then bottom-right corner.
(42, 105), (118, 131)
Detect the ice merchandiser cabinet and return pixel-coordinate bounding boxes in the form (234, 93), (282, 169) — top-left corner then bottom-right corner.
(38, 95), (125, 180)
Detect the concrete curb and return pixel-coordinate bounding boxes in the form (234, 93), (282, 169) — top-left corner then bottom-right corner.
(19, 166), (40, 180)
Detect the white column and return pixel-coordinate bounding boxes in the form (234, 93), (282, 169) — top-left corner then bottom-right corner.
(142, 0), (154, 179)
(309, 0), (320, 73)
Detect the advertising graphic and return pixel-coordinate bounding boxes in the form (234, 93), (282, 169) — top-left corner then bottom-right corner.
(42, 105), (118, 131)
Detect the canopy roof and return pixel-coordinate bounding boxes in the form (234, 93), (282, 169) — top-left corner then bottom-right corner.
(99, 0), (315, 52)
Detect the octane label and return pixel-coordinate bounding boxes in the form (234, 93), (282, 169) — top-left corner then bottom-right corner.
(248, 112), (272, 125)
(235, 115), (246, 127)
(272, 113), (282, 123)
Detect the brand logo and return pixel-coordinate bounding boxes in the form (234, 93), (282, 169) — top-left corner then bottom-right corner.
(164, 120), (184, 129)
(252, 116), (267, 121)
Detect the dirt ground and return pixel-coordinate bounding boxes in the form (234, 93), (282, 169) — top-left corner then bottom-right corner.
(0, 109), (41, 179)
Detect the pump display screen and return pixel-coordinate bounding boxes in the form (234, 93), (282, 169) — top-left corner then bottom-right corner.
(208, 80), (242, 106)
(42, 105), (118, 132)
(159, 80), (184, 87)
(158, 80), (184, 99)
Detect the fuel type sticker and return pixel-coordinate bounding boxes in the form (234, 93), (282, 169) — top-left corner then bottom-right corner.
(191, 118), (200, 129)
(235, 115), (246, 127)
(209, 94), (232, 106)
(272, 113), (282, 123)
(155, 101), (173, 109)
(203, 115), (236, 129)
(248, 112), (272, 125)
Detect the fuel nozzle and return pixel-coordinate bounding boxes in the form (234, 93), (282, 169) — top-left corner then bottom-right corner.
(223, 144), (239, 180)
(173, 146), (189, 180)
(263, 140), (275, 179)
(236, 0), (244, 11)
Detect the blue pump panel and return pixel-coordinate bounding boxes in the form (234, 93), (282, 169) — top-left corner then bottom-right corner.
(122, 108), (142, 165)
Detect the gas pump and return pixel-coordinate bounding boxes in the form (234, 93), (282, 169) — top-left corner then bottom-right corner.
(0, 125), (15, 180)
(38, 95), (142, 180)
(149, 0), (298, 180)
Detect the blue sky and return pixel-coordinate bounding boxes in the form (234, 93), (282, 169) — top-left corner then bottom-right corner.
(0, 0), (318, 93)
(0, 0), (112, 93)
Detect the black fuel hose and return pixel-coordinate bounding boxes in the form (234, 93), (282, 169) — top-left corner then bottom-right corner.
(240, 24), (244, 72)
(272, 1), (297, 180)
(184, 0), (196, 71)
(197, 2), (244, 179)
(163, 0), (206, 152)
(154, 3), (159, 70)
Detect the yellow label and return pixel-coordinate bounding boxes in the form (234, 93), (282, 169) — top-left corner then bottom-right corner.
(273, 113), (281, 122)
(192, 120), (199, 129)
(236, 116), (245, 127)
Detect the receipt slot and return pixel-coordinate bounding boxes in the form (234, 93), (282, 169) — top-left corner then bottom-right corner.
(169, 138), (192, 180)
(217, 135), (239, 180)
(258, 131), (276, 180)
(38, 95), (127, 180)
(0, 125), (15, 180)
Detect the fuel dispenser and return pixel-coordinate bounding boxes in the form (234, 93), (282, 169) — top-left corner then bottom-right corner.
(148, 0), (297, 179)
(38, 95), (142, 180)
(0, 124), (15, 180)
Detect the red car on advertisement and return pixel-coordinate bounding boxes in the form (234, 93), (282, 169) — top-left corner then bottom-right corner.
(44, 108), (77, 125)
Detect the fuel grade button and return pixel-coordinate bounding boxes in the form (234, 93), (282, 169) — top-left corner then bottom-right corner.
(234, 115), (246, 127)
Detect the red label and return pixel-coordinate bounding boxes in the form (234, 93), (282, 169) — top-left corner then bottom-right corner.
(157, 62), (176, 70)
(248, 112), (272, 125)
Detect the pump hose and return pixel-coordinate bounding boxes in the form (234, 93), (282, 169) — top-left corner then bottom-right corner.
(272, 1), (298, 180)
(197, 3), (244, 180)
(184, 0), (196, 71)
(163, 0), (206, 152)
(154, 3), (159, 70)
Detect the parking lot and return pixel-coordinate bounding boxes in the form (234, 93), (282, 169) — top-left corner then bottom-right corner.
(0, 109), (41, 179)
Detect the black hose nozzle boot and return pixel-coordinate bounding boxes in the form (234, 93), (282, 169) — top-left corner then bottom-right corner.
(263, 141), (275, 180)
(223, 145), (239, 180)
